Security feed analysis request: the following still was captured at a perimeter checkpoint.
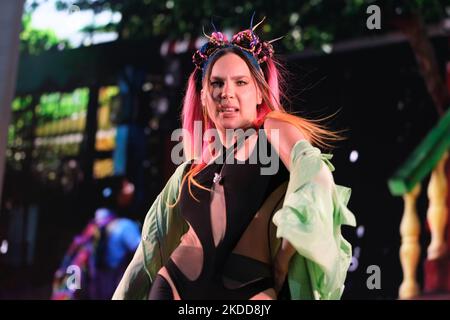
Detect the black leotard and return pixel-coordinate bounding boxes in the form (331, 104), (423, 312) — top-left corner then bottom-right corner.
(159, 127), (289, 299)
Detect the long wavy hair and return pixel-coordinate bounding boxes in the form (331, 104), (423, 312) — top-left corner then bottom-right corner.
(172, 46), (341, 205)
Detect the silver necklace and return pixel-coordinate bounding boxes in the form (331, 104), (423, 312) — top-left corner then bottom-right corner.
(213, 135), (249, 185)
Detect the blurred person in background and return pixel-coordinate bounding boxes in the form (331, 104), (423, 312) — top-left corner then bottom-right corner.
(52, 186), (141, 299)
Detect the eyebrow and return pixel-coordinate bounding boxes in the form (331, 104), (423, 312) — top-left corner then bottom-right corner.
(210, 75), (250, 80)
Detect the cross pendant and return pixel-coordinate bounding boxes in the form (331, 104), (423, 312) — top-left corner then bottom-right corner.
(213, 172), (222, 184)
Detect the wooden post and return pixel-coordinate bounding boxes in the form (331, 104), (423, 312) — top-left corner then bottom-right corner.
(427, 152), (449, 260)
(399, 184), (421, 299)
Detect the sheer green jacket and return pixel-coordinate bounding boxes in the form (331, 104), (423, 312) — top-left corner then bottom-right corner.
(112, 140), (356, 300)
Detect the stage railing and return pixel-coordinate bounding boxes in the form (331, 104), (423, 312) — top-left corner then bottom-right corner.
(388, 107), (450, 299)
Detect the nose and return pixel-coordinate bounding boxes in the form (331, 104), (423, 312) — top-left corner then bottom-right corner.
(220, 82), (234, 100)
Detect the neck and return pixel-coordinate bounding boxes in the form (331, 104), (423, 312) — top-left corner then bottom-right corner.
(217, 129), (236, 149)
(216, 124), (256, 148)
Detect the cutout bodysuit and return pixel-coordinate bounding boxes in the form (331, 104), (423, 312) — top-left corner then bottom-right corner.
(150, 128), (289, 300)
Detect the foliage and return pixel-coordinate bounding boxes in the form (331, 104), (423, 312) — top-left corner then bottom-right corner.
(36, 0), (450, 53)
(20, 12), (70, 55)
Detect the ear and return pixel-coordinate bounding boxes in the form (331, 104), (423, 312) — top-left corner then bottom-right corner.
(256, 87), (263, 105)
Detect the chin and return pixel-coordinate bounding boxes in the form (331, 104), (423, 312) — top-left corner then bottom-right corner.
(217, 116), (236, 126)
(214, 115), (254, 131)
(221, 122), (238, 129)
(221, 120), (244, 130)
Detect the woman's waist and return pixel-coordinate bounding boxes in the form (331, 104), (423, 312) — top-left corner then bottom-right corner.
(168, 245), (272, 279)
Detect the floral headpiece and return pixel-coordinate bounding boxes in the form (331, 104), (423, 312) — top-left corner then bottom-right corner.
(192, 15), (283, 75)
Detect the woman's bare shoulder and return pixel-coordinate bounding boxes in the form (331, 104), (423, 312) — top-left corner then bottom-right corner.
(263, 117), (306, 170)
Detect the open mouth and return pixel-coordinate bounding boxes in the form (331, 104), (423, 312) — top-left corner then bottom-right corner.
(219, 106), (239, 114)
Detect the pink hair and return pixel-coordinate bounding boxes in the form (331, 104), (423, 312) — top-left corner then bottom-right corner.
(253, 58), (285, 127)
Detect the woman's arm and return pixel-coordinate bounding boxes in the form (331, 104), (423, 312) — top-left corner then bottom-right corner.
(267, 124), (356, 299)
(263, 117), (306, 293)
(273, 239), (296, 293)
(112, 161), (190, 299)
